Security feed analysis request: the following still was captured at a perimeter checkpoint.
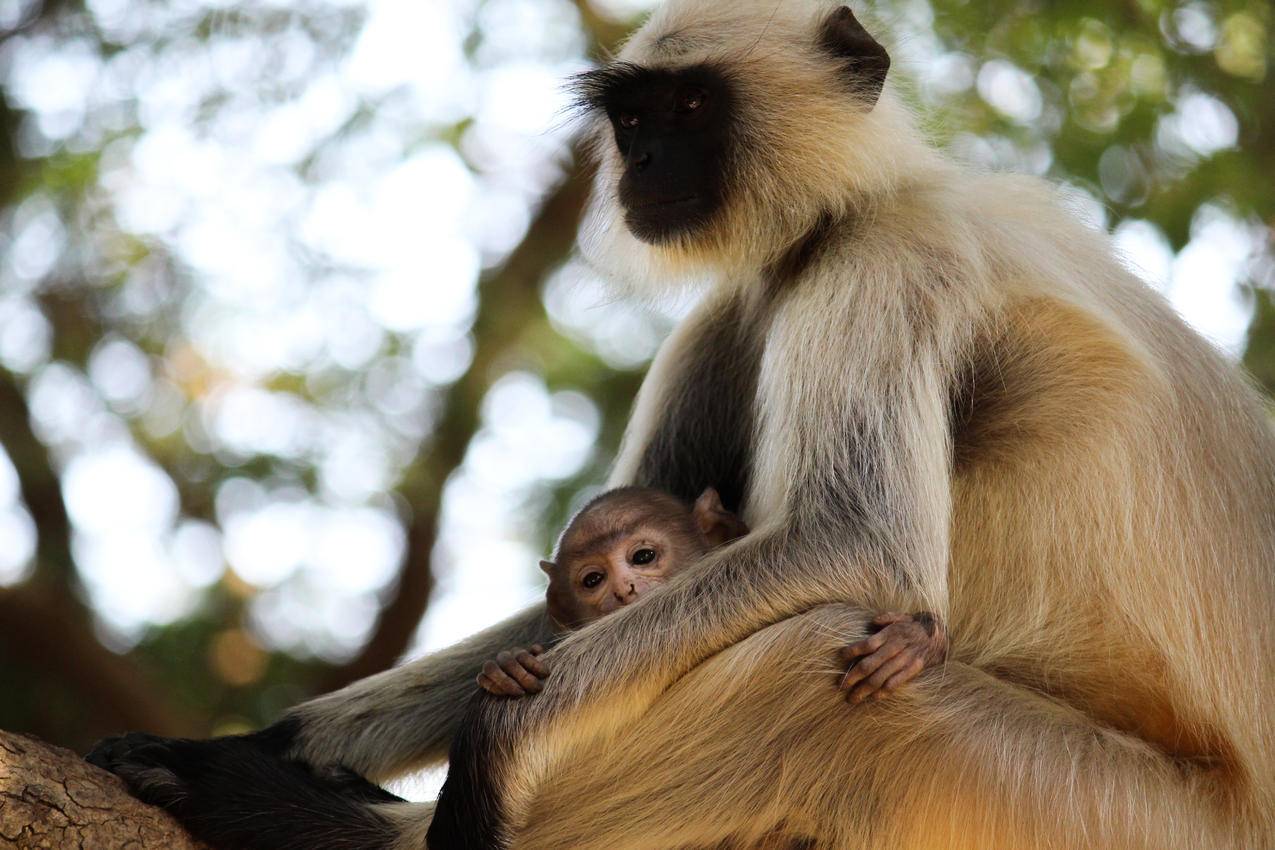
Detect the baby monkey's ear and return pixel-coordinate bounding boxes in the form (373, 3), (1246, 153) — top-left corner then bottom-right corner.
(692, 487), (750, 548)
(539, 559), (557, 575)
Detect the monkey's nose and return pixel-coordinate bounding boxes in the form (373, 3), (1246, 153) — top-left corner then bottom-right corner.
(632, 151), (651, 171)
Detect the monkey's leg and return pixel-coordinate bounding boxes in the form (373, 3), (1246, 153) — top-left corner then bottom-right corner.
(515, 604), (1249, 850)
(87, 604), (554, 850)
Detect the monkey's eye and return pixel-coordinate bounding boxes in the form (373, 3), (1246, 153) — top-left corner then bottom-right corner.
(675, 88), (706, 113)
(631, 548), (657, 566)
(617, 112), (640, 129)
(581, 571), (605, 589)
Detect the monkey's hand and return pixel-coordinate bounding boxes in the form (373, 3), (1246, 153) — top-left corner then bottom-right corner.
(477, 645), (550, 697)
(837, 611), (947, 703)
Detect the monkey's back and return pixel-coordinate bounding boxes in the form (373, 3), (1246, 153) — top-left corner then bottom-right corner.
(941, 172), (1275, 801)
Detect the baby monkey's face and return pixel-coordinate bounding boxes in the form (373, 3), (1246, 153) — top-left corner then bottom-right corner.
(542, 487), (748, 629)
(557, 523), (701, 620)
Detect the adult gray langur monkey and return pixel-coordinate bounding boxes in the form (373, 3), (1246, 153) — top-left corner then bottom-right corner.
(89, 1), (1275, 849)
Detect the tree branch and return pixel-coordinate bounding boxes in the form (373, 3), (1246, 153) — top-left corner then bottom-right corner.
(0, 729), (206, 849)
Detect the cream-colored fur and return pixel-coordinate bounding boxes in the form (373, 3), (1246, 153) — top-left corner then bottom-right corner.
(293, 3), (1275, 847)
(522, 1), (1274, 845)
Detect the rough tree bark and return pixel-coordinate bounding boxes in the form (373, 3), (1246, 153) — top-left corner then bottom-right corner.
(0, 730), (204, 850)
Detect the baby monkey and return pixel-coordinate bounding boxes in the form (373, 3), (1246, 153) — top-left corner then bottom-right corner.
(478, 486), (947, 704)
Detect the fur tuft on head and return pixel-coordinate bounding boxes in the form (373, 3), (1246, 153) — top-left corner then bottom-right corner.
(567, 62), (649, 115)
(575, 0), (942, 296)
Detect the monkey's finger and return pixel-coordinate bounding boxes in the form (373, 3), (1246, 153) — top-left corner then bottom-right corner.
(838, 646), (902, 691)
(529, 644), (546, 655)
(878, 658), (927, 695)
(871, 612), (908, 626)
(848, 652), (912, 703)
(480, 661), (527, 696)
(477, 673), (521, 697)
(514, 650), (550, 679)
(838, 633), (887, 660)
(498, 658), (544, 693)
(484, 671), (526, 696)
(493, 650), (527, 678)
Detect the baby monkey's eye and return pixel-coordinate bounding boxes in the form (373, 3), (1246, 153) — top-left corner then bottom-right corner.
(618, 112), (640, 129)
(631, 548), (657, 565)
(582, 571), (605, 589)
(675, 88), (706, 112)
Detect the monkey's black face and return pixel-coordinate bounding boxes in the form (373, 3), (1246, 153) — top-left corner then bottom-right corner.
(575, 64), (734, 244)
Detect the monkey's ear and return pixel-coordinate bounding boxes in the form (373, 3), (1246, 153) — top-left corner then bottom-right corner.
(693, 487), (726, 518)
(539, 559), (557, 575)
(692, 487), (750, 548)
(819, 6), (890, 109)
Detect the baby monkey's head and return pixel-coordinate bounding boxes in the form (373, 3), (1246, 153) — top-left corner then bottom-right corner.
(541, 486), (747, 630)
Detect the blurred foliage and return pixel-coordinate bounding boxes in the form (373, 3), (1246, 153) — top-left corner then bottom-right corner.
(0, 0), (1270, 754)
(926, 0), (1271, 244)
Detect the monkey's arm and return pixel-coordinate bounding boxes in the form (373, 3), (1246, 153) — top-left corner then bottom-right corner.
(430, 327), (956, 848)
(283, 603), (555, 779)
(427, 533), (877, 848)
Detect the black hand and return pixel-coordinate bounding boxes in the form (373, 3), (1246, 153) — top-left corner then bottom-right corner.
(86, 722), (400, 850)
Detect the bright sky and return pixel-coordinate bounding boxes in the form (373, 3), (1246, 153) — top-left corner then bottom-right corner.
(0, 0), (1265, 767)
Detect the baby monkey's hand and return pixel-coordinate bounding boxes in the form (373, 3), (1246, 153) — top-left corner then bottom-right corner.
(837, 612), (947, 704)
(477, 645), (550, 697)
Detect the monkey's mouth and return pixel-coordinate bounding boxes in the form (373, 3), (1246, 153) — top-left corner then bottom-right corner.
(622, 192), (718, 244)
(633, 194), (700, 210)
